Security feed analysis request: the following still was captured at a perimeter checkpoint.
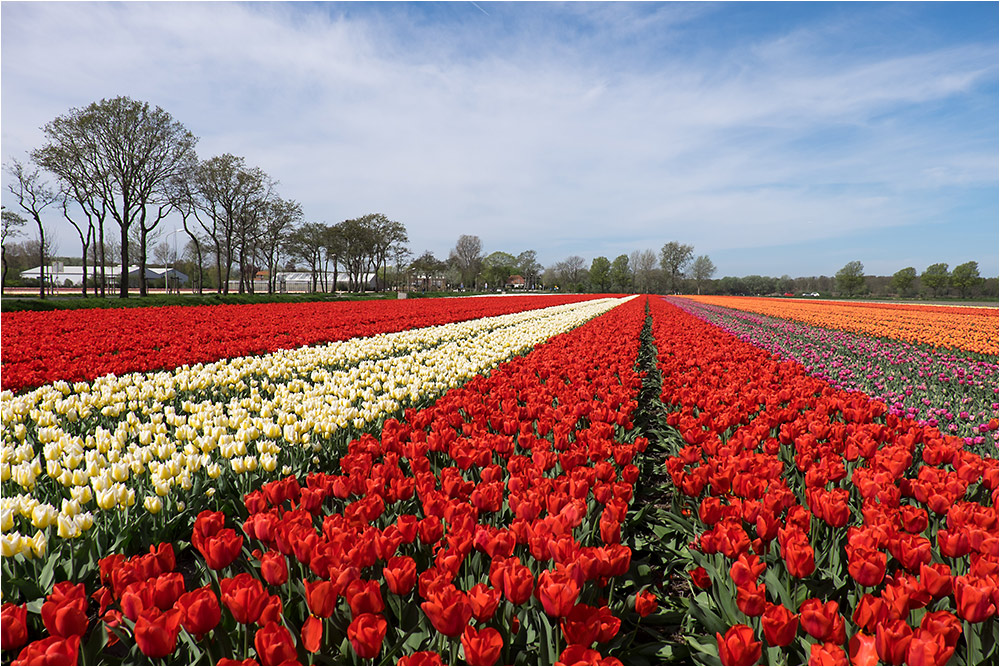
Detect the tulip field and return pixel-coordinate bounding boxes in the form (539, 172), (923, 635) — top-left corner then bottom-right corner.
(0, 294), (997, 665)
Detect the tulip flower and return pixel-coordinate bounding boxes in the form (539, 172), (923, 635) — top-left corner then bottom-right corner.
(635, 590), (658, 618)
(847, 633), (878, 666)
(954, 575), (998, 623)
(254, 621), (298, 665)
(13, 635), (81, 666)
(347, 613), (387, 660)
(220, 573), (269, 625)
(761, 602), (798, 647)
(808, 642), (848, 666)
(1, 603), (28, 651)
(134, 607), (183, 659)
(467, 583), (501, 623)
(716, 624), (762, 666)
(461, 625), (503, 666)
(420, 587), (473, 637)
(396, 651), (445, 665)
(176, 586), (221, 638)
(259, 550), (288, 587)
(384, 556), (418, 596)
(874, 618), (913, 666)
(537, 569), (580, 618)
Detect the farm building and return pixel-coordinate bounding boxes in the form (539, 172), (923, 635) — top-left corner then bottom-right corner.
(19, 265), (189, 288)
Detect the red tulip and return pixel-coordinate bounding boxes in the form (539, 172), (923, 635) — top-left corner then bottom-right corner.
(176, 586), (221, 637)
(467, 583), (501, 623)
(152, 572), (186, 611)
(919, 610), (962, 647)
(716, 624), (761, 666)
(347, 613), (387, 660)
(851, 594), (886, 634)
(304, 579), (337, 618)
(259, 550), (288, 587)
(906, 628), (955, 666)
(562, 604), (601, 646)
(595, 605), (621, 643)
(345, 578), (384, 617)
(301, 615), (323, 653)
(798, 599), (842, 643)
(846, 546), (886, 587)
(937, 528), (971, 558)
(40, 583), (88, 638)
(807, 642), (847, 665)
(384, 556), (417, 596)
(134, 607), (183, 659)
(954, 575), (997, 623)
(254, 621), (298, 665)
(396, 651), (445, 665)
(635, 590), (658, 618)
(13, 635), (80, 666)
(537, 569), (580, 618)
(729, 553), (766, 587)
(461, 625), (503, 666)
(557, 644), (603, 666)
(919, 562), (952, 599)
(689, 566), (712, 589)
(420, 587), (473, 637)
(258, 594), (283, 627)
(501, 562), (534, 606)
(761, 602), (798, 647)
(191, 510), (226, 554)
(1, 603), (28, 651)
(874, 618), (913, 665)
(782, 534), (815, 578)
(198, 528), (244, 570)
(220, 573), (269, 625)
(847, 633), (878, 666)
(736, 581), (766, 617)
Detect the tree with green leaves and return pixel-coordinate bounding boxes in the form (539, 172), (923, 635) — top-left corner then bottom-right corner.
(589, 256), (611, 292)
(891, 267), (917, 296)
(660, 241), (694, 293)
(610, 254), (632, 292)
(835, 260), (866, 296)
(33, 96), (198, 297)
(482, 251), (517, 290)
(921, 263), (950, 297)
(691, 255), (716, 294)
(951, 261), (981, 298)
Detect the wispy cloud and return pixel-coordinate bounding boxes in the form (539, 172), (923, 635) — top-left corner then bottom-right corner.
(2, 1), (996, 276)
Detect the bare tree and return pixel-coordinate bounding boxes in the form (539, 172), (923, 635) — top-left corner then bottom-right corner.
(259, 198), (302, 293)
(1, 207), (27, 294)
(450, 234), (484, 289)
(5, 158), (59, 298)
(630, 249), (657, 293)
(33, 96), (198, 298)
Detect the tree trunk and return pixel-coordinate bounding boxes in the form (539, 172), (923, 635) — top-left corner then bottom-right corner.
(119, 223), (130, 298)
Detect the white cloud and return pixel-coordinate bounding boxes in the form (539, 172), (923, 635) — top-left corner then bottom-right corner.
(2, 1), (996, 276)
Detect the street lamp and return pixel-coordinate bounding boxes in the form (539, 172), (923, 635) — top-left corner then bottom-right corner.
(164, 228), (182, 293)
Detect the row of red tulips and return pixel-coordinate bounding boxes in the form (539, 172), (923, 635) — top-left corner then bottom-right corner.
(1, 297), (661, 665)
(0, 295), (601, 393)
(648, 297), (998, 665)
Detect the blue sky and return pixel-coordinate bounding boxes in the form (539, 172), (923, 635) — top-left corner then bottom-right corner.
(2, 1), (997, 278)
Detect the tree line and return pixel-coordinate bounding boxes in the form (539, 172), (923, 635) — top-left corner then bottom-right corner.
(2, 96), (411, 298)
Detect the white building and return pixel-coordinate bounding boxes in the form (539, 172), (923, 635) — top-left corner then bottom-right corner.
(20, 265), (188, 287)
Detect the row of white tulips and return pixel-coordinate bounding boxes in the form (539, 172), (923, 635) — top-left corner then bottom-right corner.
(0, 296), (635, 558)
